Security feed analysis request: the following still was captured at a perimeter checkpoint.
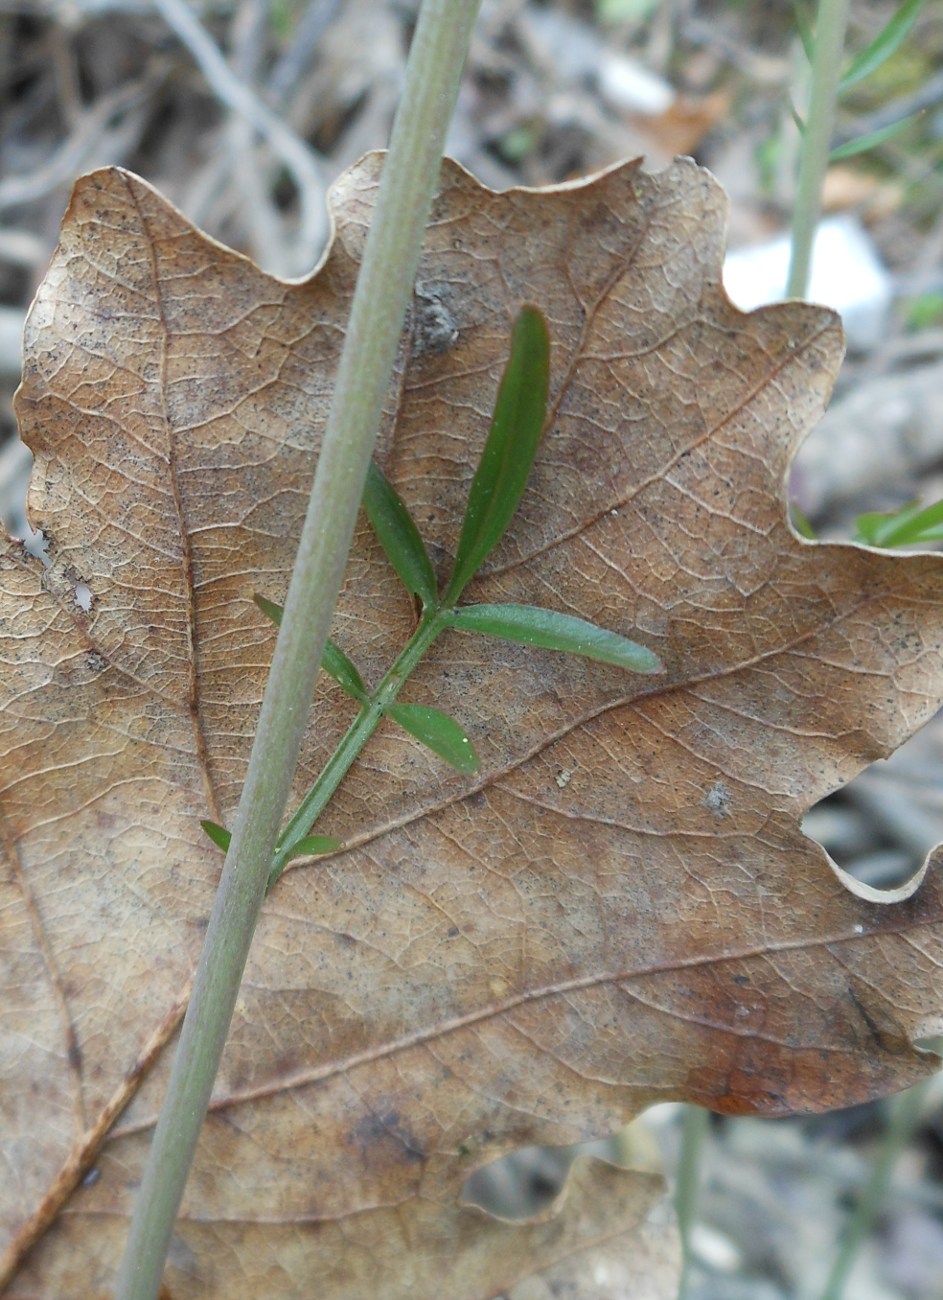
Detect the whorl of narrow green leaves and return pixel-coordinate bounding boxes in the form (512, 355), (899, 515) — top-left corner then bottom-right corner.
(243, 304), (664, 878)
(362, 460), (439, 608)
(447, 603), (664, 674)
(444, 306), (550, 602)
(387, 702), (479, 773)
(254, 593), (367, 701)
(793, 0), (924, 160)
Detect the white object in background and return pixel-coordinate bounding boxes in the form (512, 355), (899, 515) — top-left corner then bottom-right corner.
(597, 53), (674, 116)
(723, 215), (893, 351)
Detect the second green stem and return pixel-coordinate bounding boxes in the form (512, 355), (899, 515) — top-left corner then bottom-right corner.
(272, 606), (450, 882)
(787, 0), (851, 298)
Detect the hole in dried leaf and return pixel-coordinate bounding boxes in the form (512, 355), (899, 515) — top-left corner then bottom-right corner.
(460, 1119), (659, 1223)
(803, 711), (943, 893)
(73, 581), (92, 612)
(23, 530), (50, 566)
(462, 1143), (576, 1221)
(0, 434), (48, 565)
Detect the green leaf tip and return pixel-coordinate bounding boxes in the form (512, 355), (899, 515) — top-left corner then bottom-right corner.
(281, 835), (341, 863)
(321, 641), (368, 701)
(793, 1), (814, 63)
(201, 820), (231, 852)
(840, 0), (924, 92)
(202, 819), (338, 865)
(253, 592), (283, 626)
(790, 503), (816, 540)
(445, 305), (550, 602)
(363, 460), (438, 607)
(447, 603), (664, 674)
(387, 702), (480, 773)
(830, 112), (923, 162)
(796, 0), (923, 93)
(253, 593), (367, 700)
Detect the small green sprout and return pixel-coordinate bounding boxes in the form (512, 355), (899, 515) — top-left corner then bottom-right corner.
(237, 306), (664, 887)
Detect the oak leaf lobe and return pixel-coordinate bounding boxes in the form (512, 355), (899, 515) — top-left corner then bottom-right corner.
(4, 154), (943, 1296)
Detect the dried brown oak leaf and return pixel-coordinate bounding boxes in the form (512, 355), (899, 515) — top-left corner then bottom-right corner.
(4, 155), (943, 1297)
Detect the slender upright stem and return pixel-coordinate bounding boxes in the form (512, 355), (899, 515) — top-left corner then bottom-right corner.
(786, 0), (851, 298)
(676, 1103), (710, 1299)
(115, 4), (482, 1295)
(271, 609), (446, 880)
(821, 1074), (931, 1300)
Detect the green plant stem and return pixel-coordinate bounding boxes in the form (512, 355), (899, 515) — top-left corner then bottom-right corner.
(271, 609), (447, 881)
(821, 1075), (931, 1300)
(676, 1103), (710, 1300)
(786, 0), (851, 298)
(114, 3), (482, 1296)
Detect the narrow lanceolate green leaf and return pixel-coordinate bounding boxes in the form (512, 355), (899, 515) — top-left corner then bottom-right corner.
(253, 593), (367, 700)
(830, 112), (923, 161)
(363, 459), (438, 607)
(855, 497), (943, 548)
(203, 817), (339, 864)
(444, 306), (550, 602)
(278, 835), (342, 863)
(447, 603), (664, 674)
(840, 0), (924, 92)
(320, 641), (368, 701)
(201, 820), (231, 852)
(387, 702), (480, 773)
(793, 1), (815, 64)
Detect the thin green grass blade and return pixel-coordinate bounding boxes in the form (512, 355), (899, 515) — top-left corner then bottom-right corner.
(444, 306), (550, 602)
(855, 501), (923, 545)
(254, 593), (367, 700)
(840, 0), (924, 92)
(856, 497), (943, 547)
(363, 460), (438, 607)
(387, 702), (479, 773)
(447, 603), (664, 673)
(830, 111), (922, 160)
(201, 820), (231, 852)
